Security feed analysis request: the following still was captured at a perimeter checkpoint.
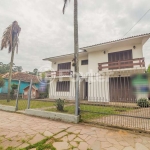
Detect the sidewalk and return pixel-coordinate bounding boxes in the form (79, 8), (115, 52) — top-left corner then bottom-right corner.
(0, 111), (150, 150)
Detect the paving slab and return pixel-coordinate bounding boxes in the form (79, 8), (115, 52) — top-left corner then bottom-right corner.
(28, 134), (45, 144)
(0, 111), (150, 150)
(53, 142), (70, 150)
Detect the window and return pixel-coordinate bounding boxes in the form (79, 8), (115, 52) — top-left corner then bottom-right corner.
(108, 50), (132, 62)
(56, 81), (70, 92)
(81, 60), (88, 65)
(58, 62), (71, 70)
(108, 50), (133, 69)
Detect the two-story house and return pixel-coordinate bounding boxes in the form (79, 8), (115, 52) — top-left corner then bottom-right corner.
(43, 33), (150, 103)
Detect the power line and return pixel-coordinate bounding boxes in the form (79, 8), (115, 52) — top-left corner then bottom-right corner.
(122, 8), (150, 37)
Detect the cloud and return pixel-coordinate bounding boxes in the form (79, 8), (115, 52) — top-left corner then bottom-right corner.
(0, 0), (150, 71)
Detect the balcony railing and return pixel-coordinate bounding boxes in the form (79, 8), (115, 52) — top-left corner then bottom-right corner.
(47, 70), (73, 77)
(98, 58), (145, 71)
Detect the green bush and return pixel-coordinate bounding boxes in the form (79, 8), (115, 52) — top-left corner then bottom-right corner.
(39, 93), (48, 99)
(10, 84), (18, 99)
(55, 98), (65, 111)
(137, 98), (150, 107)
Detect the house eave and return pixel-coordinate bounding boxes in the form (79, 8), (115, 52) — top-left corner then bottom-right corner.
(80, 33), (150, 52)
(43, 51), (88, 62)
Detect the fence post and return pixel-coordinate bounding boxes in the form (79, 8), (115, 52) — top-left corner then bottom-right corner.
(27, 79), (32, 109)
(15, 80), (21, 111)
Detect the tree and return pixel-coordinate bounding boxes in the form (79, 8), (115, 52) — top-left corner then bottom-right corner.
(1, 21), (21, 102)
(33, 68), (38, 75)
(0, 62), (23, 74)
(63, 0), (79, 115)
(147, 65), (150, 74)
(0, 62), (3, 66)
(13, 66), (23, 72)
(0, 76), (4, 88)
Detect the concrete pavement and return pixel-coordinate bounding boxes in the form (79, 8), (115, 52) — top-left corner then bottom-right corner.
(0, 111), (150, 150)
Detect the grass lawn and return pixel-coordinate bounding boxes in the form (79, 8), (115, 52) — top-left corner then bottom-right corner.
(0, 100), (54, 110)
(0, 100), (135, 121)
(46, 104), (134, 121)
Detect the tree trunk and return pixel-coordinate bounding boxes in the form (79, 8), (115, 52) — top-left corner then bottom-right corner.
(7, 34), (17, 102)
(74, 0), (79, 116)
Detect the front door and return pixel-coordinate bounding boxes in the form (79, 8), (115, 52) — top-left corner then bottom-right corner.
(109, 77), (136, 103)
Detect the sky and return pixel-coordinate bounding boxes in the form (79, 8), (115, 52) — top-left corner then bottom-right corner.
(0, 0), (150, 72)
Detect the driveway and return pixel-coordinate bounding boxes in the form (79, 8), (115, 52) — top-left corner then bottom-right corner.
(93, 107), (150, 132)
(0, 111), (150, 150)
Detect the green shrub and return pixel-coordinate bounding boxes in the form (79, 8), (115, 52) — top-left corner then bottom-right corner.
(54, 98), (65, 111)
(39, 93), (48, 99)
(137, 98), (150, 107)
(10, 84), (18, 99)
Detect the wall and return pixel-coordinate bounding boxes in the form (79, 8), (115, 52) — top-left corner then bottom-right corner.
(88, 44), (143, 73)
(49, 77), (86, 100)
(49, 78), (75, 100)
(48, 43), (143, 102)
(1, 79), (39, 94)
(88, 75), (110, 102)
(23, 88), (39, 99)
(51, 56), (88, 75)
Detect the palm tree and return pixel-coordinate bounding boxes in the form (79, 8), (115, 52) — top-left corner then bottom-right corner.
(1, 21), (21, 102)
(63, 0), (79, 116)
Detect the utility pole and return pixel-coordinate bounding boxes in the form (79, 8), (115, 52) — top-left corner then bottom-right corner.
(27, 79), (32, 109)
(74, 0), (79, 116)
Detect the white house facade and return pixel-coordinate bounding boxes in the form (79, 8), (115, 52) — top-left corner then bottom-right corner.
(43, 33), (150, 103)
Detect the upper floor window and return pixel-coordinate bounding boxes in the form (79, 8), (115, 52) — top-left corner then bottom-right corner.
(81, 60), (88, 65)
(108, 49), (133, 69)
(108, 50), (132, 62)
(58, 62), (71, 70)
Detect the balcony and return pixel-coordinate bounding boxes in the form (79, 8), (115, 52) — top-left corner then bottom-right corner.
(46, 70), (73, 77)
(98, 58), (145, 71)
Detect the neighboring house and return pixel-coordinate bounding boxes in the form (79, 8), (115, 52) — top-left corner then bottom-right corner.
(43, 33), (150, 102)
(23, 85), (39, 99)
(0, 72), (39, 94)
(0, 74), (4, 93)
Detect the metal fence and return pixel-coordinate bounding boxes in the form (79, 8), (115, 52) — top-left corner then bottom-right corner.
(80, 70), (150, 132)
(0, 70), (150, 132)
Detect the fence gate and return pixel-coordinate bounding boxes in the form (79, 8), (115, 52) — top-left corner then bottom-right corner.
(80, 71), (150, 132)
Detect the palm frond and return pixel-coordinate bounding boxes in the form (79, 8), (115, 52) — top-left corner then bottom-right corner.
(1, 21), (21, 53)
(63, 0), (70, 14)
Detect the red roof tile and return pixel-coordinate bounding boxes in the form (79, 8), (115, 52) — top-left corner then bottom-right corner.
(2, 72), (39, 83)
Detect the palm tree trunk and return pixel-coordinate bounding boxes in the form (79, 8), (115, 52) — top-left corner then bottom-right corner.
(74, 0), (79, 116)
(7, 34), (17, 102)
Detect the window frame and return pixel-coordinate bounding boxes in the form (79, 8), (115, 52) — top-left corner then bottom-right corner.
(56, 81), (70, 92)
(57, 62), (71, 71)
(81, 60), (88, 65)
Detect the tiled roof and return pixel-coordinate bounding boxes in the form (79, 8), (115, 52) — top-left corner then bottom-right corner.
(23, 85), (38, 90)
(2, 72), (39, 83)
(80, 33), (150, 50)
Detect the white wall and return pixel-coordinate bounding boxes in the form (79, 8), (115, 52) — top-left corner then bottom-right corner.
(49, 77), (89, 101)
(88, 44), (143, 73)
(51, 56), (88, 75)
(49, 78), (75, 100)
(88, 75), (110, 102)
(48, 43), (144, 102)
